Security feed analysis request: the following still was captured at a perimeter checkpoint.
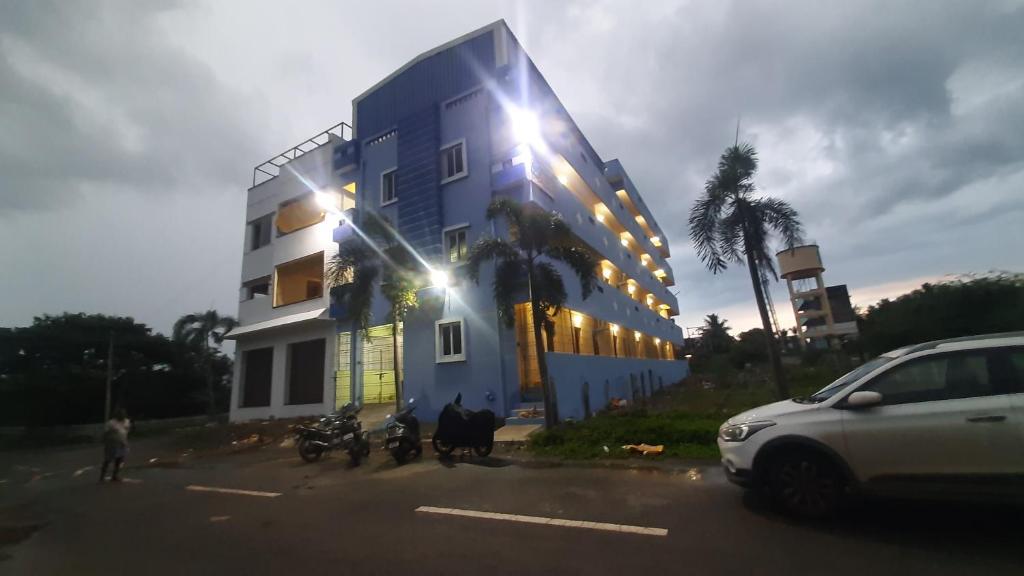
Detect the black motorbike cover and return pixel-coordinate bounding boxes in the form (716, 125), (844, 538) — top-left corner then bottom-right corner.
(436, 395), (495, 447)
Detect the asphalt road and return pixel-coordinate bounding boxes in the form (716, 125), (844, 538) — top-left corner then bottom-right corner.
(1, 437), (1022, 575)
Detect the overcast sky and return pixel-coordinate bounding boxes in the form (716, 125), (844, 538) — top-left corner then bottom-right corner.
(2, 0), (1023, 340)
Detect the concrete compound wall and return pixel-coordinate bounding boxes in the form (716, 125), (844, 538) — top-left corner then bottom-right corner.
(544, 353), (690, 421)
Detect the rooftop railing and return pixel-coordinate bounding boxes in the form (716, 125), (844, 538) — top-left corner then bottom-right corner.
(251, 121), (353, 188)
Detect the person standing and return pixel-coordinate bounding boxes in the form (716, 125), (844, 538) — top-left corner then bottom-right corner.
(100, 409), (131, 482)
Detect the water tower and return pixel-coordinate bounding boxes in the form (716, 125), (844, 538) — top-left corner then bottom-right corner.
(777, 245), (858, 349)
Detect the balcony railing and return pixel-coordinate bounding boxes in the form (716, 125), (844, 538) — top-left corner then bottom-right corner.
(252, 121), (353, 188)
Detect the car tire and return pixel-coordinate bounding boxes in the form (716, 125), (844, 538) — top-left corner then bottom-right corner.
(768, 451), (843, 519)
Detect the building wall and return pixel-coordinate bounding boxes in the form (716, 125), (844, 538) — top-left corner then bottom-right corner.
(545, 353), (690, 421)
(229, 321), (336, 421)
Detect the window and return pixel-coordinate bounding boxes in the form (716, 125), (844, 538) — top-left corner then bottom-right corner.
(381, 168), (397, 205)
(436, 318), (465, 363)
(286, 338), (325, 405)
(240, 347), (273, 408)
(274, 252), (324, 307)
(248, 214), (273, 251)
(276, 194), (324, 235)
(860, 352), (994, 405)
(242, 276), (271, 301)
(445, 227), (469, 264)
(440, 140), (467, 183)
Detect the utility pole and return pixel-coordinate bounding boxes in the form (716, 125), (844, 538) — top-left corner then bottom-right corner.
(104, 332), (114, 422)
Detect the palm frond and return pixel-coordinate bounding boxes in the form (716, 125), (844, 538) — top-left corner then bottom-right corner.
(466, 237), (520, 284)
(492, 259), (527, 328)
(688, 191), (729, 273)
(544, 245), (597, 300)
(485, 197), (525, 229)
(531, 261), (567, 316)
(754, 197), (804, 250)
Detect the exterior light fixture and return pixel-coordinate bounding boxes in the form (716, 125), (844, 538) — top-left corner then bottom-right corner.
(650, 236), (662, 247)
(654, 337), (661, 346)
(594, 212), (605, 223)
(509, 107), (543, 148)
(654, 269), (667, 278)
(602, 268), (612, 281)
(315, 190), (340, 212)
(634, 331), (642, 342)
(430, 269), (451, 288)
(641, 254), (651, 266)
(557, 174), (569, 186)
(610, 323), (619, 335)
(646, 294), (655, 306)
(572, 313), (583, 328)
(620, 237), (630, 247)
(627, 283), (636, 295)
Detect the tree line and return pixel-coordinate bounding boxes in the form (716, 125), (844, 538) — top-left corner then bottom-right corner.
(0, 311), (234, 427)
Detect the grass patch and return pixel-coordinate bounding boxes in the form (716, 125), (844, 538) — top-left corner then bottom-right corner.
(528, 360), (848, 461)
(530, 410), (722, 460)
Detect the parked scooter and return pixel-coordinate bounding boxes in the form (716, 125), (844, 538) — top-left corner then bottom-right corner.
(295, 403), (371, 465)
(432, 393), (495, 458)
(385, 399), (422, 464)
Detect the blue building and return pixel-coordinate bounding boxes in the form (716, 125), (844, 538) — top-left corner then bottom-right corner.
(228, 21), (687, 423)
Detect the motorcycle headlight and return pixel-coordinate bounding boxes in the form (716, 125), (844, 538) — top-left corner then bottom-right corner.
(719, 421), (776, 442)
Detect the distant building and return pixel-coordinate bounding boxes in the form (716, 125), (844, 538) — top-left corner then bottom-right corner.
(225, 21), (688, 423)
(777, 245), (859, 349)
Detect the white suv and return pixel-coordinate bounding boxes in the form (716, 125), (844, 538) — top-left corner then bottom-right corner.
(718, 332), (1024, 518)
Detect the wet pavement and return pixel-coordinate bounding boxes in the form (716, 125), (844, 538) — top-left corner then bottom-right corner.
(1, 436), (1022, 575)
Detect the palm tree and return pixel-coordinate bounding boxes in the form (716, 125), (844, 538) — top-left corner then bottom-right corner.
(467, 198), (598, 428)
(173, 310), (237, 417)
(689, 143), (803, 399)
(701, 313), (733, 353)
(326, 211), (421, 411)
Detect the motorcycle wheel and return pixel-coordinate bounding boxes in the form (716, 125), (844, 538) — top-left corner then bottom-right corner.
(473, 443), (493, 458)
(391, 445), (409, 465)
(432, 437), (455, 457)
(297, 439), (324, 463)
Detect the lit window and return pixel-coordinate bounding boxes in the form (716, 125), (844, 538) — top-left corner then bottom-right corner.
(436, 318), (466, 363)
(274, 252), (324, 307)
(381, 168), (397, 205)
(445, 227), (469, 264)
(276, 194), (325, 236)
(440, 141), (467, 183)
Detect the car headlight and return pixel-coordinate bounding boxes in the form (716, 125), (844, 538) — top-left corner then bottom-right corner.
(719, 421), (776, 442)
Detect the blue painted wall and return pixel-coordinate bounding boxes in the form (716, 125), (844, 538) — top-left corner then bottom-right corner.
(545, 354), (690, 421)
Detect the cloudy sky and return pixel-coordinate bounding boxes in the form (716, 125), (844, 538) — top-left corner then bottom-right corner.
(2, 0), (1023, 339)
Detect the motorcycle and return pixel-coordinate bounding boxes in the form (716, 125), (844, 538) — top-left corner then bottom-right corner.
(385, 400), (422, 464)
(432, 393), (495, 458)
(294, 403), (371, 465)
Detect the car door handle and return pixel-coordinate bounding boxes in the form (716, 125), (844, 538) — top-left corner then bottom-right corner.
(966, 415), (1007, 423)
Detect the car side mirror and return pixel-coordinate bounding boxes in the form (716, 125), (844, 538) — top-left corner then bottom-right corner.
(846, 391), (883, 408)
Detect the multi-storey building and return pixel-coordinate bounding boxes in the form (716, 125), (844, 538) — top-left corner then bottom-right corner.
(227, 21), (688, 422)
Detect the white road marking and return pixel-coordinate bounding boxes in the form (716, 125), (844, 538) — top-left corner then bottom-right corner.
(186, 485), (281, 498)
(415, 506), (668, 537)
(73, 466), (95, 477)
(209, 515), (231, 522)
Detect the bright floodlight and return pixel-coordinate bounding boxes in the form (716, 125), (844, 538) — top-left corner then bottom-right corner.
(509, 107), (542, 147)
(315, 190), (339, 212)
(430, 268), (450, 288)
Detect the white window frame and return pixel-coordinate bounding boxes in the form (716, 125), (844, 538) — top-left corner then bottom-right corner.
(380, 167), (398, 207)
(435, 317), (466, 363)
(442, 223), (470, 265)
(440, 138), (468, 185)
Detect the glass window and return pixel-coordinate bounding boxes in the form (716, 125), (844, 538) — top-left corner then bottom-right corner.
(248, 213), (273, 251)
(446, 228), (468, 263)
(381, 169), (397, 205)
(441, 142), (466, 182)
(242, 277), (270, 301)
(436, 319), (465, 362)
(860, 352), (994, 405)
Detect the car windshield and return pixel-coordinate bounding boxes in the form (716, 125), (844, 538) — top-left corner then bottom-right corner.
(802, 355), (895, 403)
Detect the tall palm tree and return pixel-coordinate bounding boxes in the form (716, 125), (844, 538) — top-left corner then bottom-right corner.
(701, 313), (733, 353)
(467, 198), (598, 428)
(689, 143), (803, 398)
(172, 310), (237, 417)
(326, 211), (421, 411)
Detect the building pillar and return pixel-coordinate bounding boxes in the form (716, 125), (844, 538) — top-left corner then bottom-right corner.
(786, 277), (807, 351)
